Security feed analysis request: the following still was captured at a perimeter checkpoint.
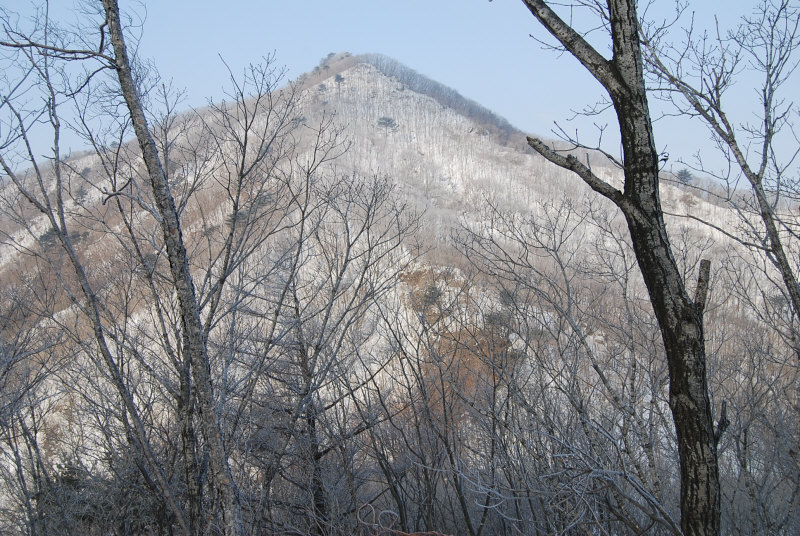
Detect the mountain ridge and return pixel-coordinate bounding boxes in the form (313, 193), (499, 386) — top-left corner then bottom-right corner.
(0, 51), (734, 280)
(299, 52), (519, 143)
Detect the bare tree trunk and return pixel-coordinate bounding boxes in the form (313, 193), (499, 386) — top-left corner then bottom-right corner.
(179, 365), (202, 536)
(520, 1), (720, 534)
(643, 0), (800, 357)
(101, 1), (244, 534)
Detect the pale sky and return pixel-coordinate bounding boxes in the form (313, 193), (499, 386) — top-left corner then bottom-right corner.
(6, 1), (789, 173)
(136, 0), (576, 131)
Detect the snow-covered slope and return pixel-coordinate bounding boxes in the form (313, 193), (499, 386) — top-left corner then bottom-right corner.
(0, 52), (748, 289)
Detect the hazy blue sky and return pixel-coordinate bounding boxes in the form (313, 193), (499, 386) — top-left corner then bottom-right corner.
(134, 0), (781, 172)
(7, 1), (786, 171)
(136, 0), (579, 130)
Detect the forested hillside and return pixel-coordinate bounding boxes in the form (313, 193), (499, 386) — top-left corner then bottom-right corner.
(1, 4), (798, 536)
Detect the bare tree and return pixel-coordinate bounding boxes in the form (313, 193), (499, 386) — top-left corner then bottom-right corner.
(0, 7), (198, 534)
(517, 1), (720, 534)
(455, 196), (688, 534)
(0, 282), (64, 535)
(2, 3), (422, 534)
(1, 2), (329, 533)
(99, 2), (245, 532)
(644, 0), (800, 357)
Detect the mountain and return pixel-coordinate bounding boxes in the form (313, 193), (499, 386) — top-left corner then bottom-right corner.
(1, 51), (732, 276)
(287, 52), (734, 254)
(1, 52), (795, 536)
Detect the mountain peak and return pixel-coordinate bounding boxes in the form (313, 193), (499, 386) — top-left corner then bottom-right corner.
(299, 52), (518, 141)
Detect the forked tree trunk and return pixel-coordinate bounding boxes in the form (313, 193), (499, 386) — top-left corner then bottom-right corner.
(520, 1), (720, 534)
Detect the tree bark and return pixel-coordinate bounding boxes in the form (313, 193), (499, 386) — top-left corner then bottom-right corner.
(521, 1), (720, 534)
(101, 1), (244, 534)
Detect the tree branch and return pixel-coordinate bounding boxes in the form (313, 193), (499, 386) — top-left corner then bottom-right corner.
(521, 0), (622, 94)
(526, 135), (626, 205)
(694, 259), (711, 312)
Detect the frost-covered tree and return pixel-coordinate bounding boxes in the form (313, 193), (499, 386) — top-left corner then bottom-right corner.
(518, 1), (720, 534)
